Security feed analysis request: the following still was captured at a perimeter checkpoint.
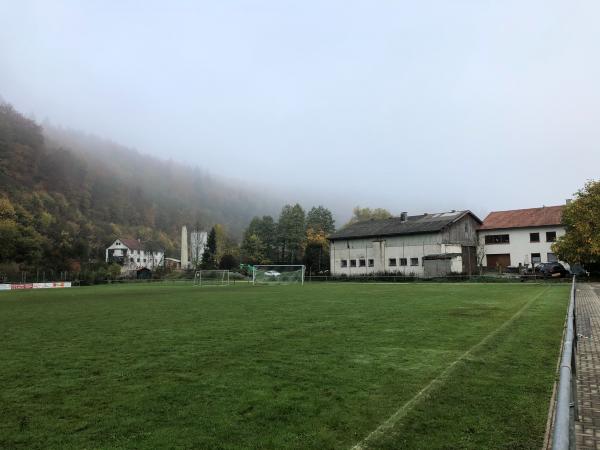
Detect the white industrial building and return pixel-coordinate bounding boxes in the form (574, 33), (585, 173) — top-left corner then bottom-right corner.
(180, 226), (208, 270)
(478, 205), (566, 269)
(328, 211), (481, 277)
(105, 238), (164, 275)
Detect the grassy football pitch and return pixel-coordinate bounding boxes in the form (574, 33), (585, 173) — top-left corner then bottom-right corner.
(0, 282), (569, 449)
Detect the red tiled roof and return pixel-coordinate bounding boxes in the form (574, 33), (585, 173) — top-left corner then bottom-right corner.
(480, 205), (564, 230)
(118, 238), (143, 250)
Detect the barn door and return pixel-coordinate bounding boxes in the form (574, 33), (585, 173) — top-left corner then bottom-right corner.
(486, 254), (511, 269)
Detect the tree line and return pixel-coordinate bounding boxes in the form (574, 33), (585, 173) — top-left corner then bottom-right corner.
(238, 204), (335, 274)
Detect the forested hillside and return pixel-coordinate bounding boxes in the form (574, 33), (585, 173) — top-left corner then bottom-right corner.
(0, 102), (277, 274)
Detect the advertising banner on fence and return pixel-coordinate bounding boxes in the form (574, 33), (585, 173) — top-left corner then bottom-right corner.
(1, 282), (73, 291)
(11, 284), (33, 290)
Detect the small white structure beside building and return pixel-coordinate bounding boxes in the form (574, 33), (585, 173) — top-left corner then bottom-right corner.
(478, 205), (566, 269)
(165, 257), (181, 270)
(105, 238), (164, 275)
(328, 210), (481, 277)
(180, 226), (208, 270)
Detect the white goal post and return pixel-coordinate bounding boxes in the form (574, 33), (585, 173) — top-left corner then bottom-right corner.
(193, 270), (231, 287)
(252, 265), (305, 285)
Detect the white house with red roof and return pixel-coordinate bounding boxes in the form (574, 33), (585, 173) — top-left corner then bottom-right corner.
(478, 205), (566, 269)
(105, 238), (164, 274)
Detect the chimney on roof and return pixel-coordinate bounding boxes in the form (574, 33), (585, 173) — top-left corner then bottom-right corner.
(400, 212), (408, 222)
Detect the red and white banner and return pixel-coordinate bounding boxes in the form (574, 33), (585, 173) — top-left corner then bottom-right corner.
(2, 282), (72, 291)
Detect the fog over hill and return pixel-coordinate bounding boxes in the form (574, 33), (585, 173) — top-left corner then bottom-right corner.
(0, 102), (286, 272)
(43, 122), (283, 235)
(40, 119), (368, 226)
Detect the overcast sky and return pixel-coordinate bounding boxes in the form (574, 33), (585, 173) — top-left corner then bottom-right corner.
(1, 1), (599, 221)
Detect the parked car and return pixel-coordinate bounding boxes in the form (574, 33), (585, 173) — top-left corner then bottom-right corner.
(570, 264), (590, 277)
(535, 262), (570, 278)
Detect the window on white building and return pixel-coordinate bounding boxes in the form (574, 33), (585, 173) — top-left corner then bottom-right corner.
(137, 258), (140, 262)
(485, 234), (510, 244)
(531, 253), (541, 265)
(546, 231), (557, 242)
(368, 259), (374, 267)
(410, 257), (419, 266)
(359, 259), (366, 267)
(529, 232), (540, 243)
(350, 259), (357, 267)
(547, 253), (558, 262)
(341, 260), (347, 268)
(389, 258), (397, 267)
(400, 258), (407, 266)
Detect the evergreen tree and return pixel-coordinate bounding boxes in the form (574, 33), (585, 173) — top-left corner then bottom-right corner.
(240, 233), (266, 265)
(306, 206), (335, 234)
(277, 204), (306, 264)
(200, 227), (217, 269)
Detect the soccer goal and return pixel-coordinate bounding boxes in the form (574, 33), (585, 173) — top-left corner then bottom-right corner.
(252, 265), (305, 285)
(193, 270), (231, 287)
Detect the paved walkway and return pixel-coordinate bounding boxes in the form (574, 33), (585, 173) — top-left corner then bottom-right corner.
(575, 283), (600, 450)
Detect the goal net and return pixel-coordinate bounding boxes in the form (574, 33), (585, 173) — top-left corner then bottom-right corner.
(252, 265), (305, 285)
(193, 270), (230, 287)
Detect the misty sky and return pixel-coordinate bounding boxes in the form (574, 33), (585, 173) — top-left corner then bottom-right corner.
(1, 1), (599, 221)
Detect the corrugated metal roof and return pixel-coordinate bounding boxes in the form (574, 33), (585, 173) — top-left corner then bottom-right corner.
(480, 205), (564, 230)
(328, 210), (480, 240)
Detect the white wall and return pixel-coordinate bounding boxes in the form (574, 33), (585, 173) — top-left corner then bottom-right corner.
(328, 215), (478, 277)
(479, 226), (566, 268)
(329, 233), (444, 277)
(451, 255), (463, 273)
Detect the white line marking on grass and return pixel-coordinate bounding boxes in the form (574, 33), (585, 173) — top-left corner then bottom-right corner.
(350, 287), (549, 450)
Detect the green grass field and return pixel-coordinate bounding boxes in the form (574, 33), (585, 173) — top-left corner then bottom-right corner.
(0, 283), (568, 449)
